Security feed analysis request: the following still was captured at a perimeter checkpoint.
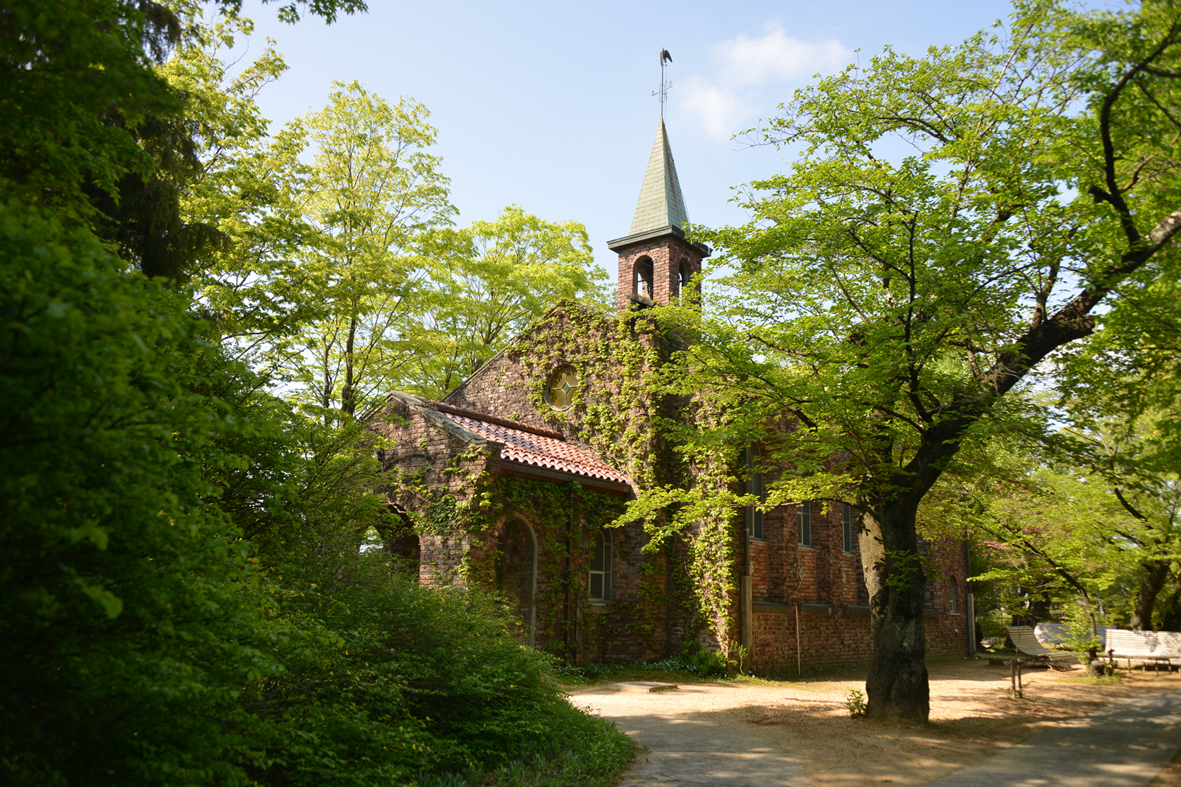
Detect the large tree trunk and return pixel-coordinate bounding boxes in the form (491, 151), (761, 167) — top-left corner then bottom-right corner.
(1160, 581), (1181, 632)
(859, 502), (929, 722)
(1130, 559), (1171, 631)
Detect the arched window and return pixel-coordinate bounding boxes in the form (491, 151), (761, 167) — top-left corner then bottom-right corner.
(634, 257), (654, 299)
(797, 501), (812, 547)
(950, 577), (959, 614)
(679, 260), (693, 299)
(497, 518), (538, 646)
(589, 530), (612, 603)
(745, 447), (764, 541)
(841, 502), (855, 553)
(381, 507), (420, 579)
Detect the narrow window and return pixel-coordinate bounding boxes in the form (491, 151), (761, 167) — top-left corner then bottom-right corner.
(950, 578), (958, 614)
(589, 530), (612, 603)
(745, 447), (764, 541)
(841, 503), (854, 553)
(797, 502), (812, 547)
(634, 257), (654, 299)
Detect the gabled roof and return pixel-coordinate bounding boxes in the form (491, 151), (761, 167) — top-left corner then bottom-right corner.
(440, 300), (619, 409)
(386, 392), (630, 489)
(442, 410), (630, 485)
(628, 120), (689, 235)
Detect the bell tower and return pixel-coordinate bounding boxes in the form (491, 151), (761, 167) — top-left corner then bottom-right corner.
(608, 120), (710, 312)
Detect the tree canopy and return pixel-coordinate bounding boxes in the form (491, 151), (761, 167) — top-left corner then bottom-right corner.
(407, 205), (610, 398)
(0, 4), (632, 785)
(663, 0), (1181, 719)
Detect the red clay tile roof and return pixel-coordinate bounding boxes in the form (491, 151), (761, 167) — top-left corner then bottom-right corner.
(438, 410), (630, 486)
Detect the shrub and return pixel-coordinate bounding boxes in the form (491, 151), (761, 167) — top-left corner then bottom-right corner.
(236, 555), (632, 786)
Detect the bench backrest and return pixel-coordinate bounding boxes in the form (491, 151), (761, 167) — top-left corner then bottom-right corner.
(1035, 622), (1107, 649)
(1139, 630), (1181, 657)
(1154, 631), (1181, 656)
(1007, 625), (1053, 656)
(1107, 629), (1156, 656)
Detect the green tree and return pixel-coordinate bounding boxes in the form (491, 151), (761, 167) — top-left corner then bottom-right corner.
(1060, 411), (1181, 630)
(274, 81), (456, 418)
(0, 2), (635, 783)
(0, 201), (292, 785)
(668, 0), (1181, 719)
(163, 14), (315, 355)
(408, 205), (609, 398)
(1053, 221), (1181, 630)
(0, 0), (180, 221)
(0, 0), (367, 282)
(969, 451), (1128, 652)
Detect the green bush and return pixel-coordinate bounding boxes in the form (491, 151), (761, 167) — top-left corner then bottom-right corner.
(553, 642), (730, 682)
(0, 202), (298, 786)
(234, 556), (633, 786)
(0, 203), (632, 786)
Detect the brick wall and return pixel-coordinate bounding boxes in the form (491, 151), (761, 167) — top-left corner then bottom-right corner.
(614, 235), (704, 311)
(373, 305), (674, 663)
(444, 307), (618, 467)
(373, 298), (971, 673)
(745, 528), (970, 674)
(373, 395), (496, 586)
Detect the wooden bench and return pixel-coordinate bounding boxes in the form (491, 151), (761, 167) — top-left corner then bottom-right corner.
(1155, 631), (1181, 662)
(1107, 629), (1180, 671)
(1006, 625), (1075, 669)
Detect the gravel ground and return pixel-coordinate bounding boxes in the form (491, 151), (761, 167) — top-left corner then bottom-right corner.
(572, 658), (1181, 786)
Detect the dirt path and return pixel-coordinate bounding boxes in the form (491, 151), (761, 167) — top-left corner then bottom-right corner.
(573, 659), (1181, 785)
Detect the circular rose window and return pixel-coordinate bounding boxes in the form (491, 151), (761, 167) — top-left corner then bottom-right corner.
(545, 366), (579, 410)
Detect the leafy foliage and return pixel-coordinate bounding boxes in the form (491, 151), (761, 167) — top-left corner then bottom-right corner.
(655, 0), (1181, 719)
(273, 80), (456, 417)
(0, 200), (632, 785)
(552, 648), (731, 681)
(1, 4), (632, 785)
(408, 207), (610, 398)
(0, 200), (283, 785)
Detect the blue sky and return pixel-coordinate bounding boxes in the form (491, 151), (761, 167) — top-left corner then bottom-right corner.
(237, 0), (1077, 275)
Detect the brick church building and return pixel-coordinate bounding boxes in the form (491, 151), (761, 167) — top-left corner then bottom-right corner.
(371, 121), (970, 673)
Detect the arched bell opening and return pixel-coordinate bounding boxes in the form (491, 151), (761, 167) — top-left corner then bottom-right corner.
(678, 259), (696, 302)
(633, 257), (654, 300)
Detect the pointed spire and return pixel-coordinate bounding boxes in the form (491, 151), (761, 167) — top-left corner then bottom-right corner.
(628, 120), (688, 236)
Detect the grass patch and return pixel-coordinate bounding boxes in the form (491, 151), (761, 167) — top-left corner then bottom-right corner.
(1061, 674), (1124, 685)
(548, 649), (778, 690)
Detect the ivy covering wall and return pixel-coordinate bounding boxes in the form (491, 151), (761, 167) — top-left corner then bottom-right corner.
(377, 300), (753, 660)
(506, 302), (745, 657)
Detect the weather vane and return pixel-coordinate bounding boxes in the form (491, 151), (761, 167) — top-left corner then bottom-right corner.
(653, 48), (673, 119)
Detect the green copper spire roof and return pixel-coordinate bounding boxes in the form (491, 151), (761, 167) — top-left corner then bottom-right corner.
(628, 120), (688, 235)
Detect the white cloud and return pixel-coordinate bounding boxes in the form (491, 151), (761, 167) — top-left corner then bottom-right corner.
(675, 21), (850, 142)
(675, 23), (852, 143)
(678, 75), (752, 142)
(716, 23), (852, 87)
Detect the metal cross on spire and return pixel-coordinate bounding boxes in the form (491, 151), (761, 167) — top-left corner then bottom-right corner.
(652, 48), (673, 119)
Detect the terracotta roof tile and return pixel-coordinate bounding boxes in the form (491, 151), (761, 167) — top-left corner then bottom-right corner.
(440, 412), (630, 486)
